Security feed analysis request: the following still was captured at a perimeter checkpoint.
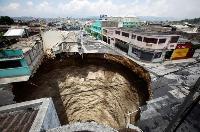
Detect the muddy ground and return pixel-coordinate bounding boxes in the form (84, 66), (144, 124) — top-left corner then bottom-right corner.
(13, 54), (150, 129)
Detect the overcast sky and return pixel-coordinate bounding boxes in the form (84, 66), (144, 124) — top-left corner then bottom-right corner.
(0, 0), (200, 19)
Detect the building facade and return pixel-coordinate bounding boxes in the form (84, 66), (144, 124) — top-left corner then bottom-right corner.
(0, 34), (44, 84)
(104, 28), (181, 63)
(107, 17), (140, 28)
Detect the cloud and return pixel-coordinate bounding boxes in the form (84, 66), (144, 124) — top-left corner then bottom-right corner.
(0, 0), (199, 19)
(0, 2), (20, 11)
(27, 1), (33, 6)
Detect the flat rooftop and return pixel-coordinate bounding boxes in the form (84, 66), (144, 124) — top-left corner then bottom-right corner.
(117, 26), (180, 36)
(4, 28), (25, 37)
(42, 31), (79, 52)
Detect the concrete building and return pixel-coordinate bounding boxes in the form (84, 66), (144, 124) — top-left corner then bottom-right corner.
(102, 27), (117, 47)
(0, 34), (44, 84)
(107, 16), (140, 28)
(108, 27), (180, 63)
(90, 20), (118, 40)
(89, 16), (140, 40)
(3, 26), (29, 39)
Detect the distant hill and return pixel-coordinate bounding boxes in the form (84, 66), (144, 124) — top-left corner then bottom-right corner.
(137, 16), (178, 22)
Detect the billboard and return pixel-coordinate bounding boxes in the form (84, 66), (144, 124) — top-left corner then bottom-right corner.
(171, 48), (189, 59)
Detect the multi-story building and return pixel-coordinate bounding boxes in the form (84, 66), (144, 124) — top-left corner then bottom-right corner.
(90, 20), (118, 40)
(107, 16), (140, 28)
(0, 27), (44, 84)
(89, 16), (141, 40)
(103, 27), (181, 63)
(102, 27), (117, 46)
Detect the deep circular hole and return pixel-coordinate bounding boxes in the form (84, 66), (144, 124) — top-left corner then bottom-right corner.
(13, 53), (151, 129)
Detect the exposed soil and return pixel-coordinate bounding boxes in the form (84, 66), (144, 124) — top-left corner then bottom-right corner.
(13, 53), (151, 129)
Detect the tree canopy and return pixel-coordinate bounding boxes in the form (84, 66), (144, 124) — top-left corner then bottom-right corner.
(0, 16), (14, 25)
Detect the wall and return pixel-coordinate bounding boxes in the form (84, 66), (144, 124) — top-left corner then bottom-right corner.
(30, 98), (60, 132)
(128, 44), (165, 63)
(113, 29), (180, 51)
(0, 40), (43, 78)
(0, 84), (14, 106)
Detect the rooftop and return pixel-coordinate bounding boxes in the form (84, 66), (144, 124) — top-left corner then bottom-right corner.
(42, 31), (79, 52)
(117, 26), (180, 36)
(0, 98), (60, 132)
(3, 28), (25, 37)
(0, 108), (38, 132)
(9, 34), (42, 53)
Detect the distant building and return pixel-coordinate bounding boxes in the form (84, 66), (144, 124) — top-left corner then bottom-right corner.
(3, 26), (29, 39)
(172, 24), (199, 33)
(89, 16), (140, 40)
(90, 20), (118, 40)
(107, 16), (140, 28)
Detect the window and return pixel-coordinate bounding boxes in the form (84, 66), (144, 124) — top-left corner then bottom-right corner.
(115, 30), (120, 35)
(132, 47), (141, 57)
(122, 32), (129, 37)
(131, 34), (136, 39)
(140, 51), (154, 61)
(143, 37), (158, 44)
(137, 36), (143, 41)
(115, 39), (129, 53)
(0, 60), (22, 69)
(154, 52), (162, 59)
(108, 39), (110, 44)
(170, 36), (179, 43)
(158, 39), (166, 44)
(103, 36), (107, 43)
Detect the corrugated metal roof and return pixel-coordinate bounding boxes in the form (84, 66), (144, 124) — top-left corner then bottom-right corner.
(4, 29), (25, 37)
(0, 108), (38, 132)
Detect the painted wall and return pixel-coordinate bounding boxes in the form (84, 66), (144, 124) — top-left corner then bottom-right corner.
(0, 41), (43, 78)
(0, 49), (23, 59)
(0, 49), (31, 78)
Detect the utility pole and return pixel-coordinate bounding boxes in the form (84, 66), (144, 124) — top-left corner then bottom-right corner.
(165, 77), (200, 132)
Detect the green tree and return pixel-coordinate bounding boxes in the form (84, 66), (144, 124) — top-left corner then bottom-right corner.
(0, 16), (14, 25)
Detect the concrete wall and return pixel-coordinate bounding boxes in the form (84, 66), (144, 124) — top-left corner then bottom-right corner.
(0, 84), (15, 106)
(30, 98), (60, 132)
(113, 29), (180, 51)
(128, 45), (165, 63)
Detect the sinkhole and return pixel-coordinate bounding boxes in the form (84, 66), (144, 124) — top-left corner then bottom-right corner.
(13, 53), (151, 129)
